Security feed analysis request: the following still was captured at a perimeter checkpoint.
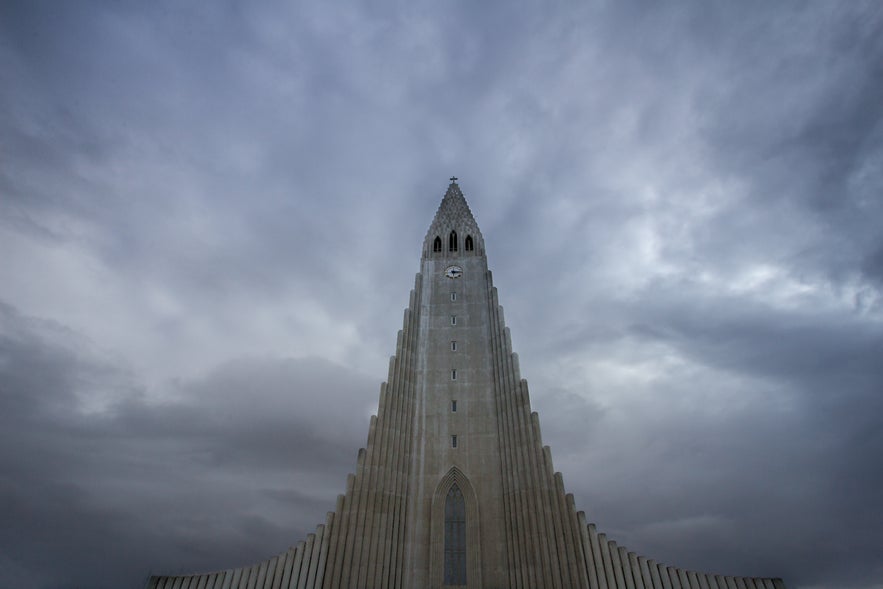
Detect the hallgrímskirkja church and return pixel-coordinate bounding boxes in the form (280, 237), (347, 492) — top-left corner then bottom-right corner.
(147, 180), (785, 589)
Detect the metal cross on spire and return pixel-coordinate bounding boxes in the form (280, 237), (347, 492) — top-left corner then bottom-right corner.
(450, 176), (458, 183)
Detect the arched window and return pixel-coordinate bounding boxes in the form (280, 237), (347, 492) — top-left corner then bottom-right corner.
(433, 236), (442, 253)
(444, 484), (467, 585)
(449, 231), (458, 252)
(464, 235), (474, 252)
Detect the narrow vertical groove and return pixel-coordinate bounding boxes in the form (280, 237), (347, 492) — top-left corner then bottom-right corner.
(312, 514), (334, 589)
(244, 565), (258, 589)
(305, 525), (324, 589)
(228, 568), (243, 589)
(295, 535), (315, 589)
(669, 567), (683, 589)
(369, 385), (390, 589)
(553, 474), (581, 587)
(502, 329), (535, 589)
(588, 525), (609, 589)
(253, 561), (268, 589)
(271, 552), (288, 589)
(262, 558), (277, 589)
(352, 417), (379, 586)
(545, 447), (573, 588)
(597, 534), (615, 587)
(619, 547), (635, 589)
(365, 392), (388, 587)
(608, 541), (625, 589)
(282, 545), (299, 589)
(391, 278), (419, 589)
(391, 292), (417, 589)
(340, 447), (368, 586)
(487, 284), (520, 588)
(328, 475), (355, 589)
(566, 499), (591, 589)
(492, 293), (527, 588)
(578, 514), (600, 589)
(532, 415), (563, 589)
(638, 556), (654, 589)
(630, 553), (645, 589)
(321, 495), (344, 589)
(657, 563), (672, 589)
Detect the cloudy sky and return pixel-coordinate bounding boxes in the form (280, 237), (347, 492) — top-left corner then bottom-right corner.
(1, 2), (882, 588)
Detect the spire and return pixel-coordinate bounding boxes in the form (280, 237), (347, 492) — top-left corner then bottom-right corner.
(423, 177), (485, 257)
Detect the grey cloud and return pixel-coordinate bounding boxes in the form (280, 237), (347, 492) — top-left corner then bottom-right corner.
(1, 1), (882, 588)
(0, 302), (375, 588)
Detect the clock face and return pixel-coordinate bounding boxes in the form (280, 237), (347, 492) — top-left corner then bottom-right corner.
(445, 265), (463, 279)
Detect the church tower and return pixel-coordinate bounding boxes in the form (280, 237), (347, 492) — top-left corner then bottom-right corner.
(146, 180), (785, 589)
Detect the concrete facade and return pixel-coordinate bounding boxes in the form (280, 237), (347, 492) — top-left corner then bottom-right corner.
(145, 180), (786, 589)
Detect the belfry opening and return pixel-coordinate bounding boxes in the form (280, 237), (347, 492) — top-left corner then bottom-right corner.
(146, 179), (786, 589)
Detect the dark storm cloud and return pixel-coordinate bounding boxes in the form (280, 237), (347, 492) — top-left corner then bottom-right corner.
(1, 1), (882, 588)
(0, 302), (373, 587)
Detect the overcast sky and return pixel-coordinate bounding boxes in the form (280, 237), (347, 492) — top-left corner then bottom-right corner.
(1, 2), (882, 588)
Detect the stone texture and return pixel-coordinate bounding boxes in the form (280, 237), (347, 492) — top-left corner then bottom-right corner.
(145, 180), (785, 589)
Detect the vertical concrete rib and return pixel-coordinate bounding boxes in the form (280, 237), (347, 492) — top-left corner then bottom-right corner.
(243, 565), (257, 589)
(296, 534), (315, 589)
(555, 477), (585, 589)
(262, 558), (277, 589)
(227, 568), (242, 589)
(677, 568), (690, 589)
(544, 447), (573, 587)
(607, 541), (625, 589)
(272, 552), (288, 589)
(630, 553), (646, 589)
(253, 561), (268, 589)
(288, 542), (305, 589)
(365, 395), (388, 587)
(566, 497), (591, 589)
(578, 514), (600, 589)
(657, 563), (672, 589)
(696, 572), (711, 589)
(487, 285), (520, 588)
(312, 514), (333, 589)
(392, 293), (417, 589)
(496, 300), (525, 588)
(352, 416), (379, 586)
(597, 534), (616, 588)
(638, 556), (654, 589)
(340, 448), (368, 587)
(391, 279), (419, 589)
(492, 292), (529, 588)
(304, 524), (325, 589)
(532, 415), (563, 589)
(617, 547), (636, 589)
(588, 525), (609, 589)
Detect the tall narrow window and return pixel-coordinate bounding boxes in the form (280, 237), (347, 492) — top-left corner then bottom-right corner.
(449, 231), (458, 252)
(451, 400), (457, 412)
(451, 292), (457, 301)
(444, 484), (466, 584)
(451, 341), (457, 351)
(433, 236), (442, 252)
(451, 316), (456, 325)
(451, 369), (457, 380)
(451, 435), (458, 449)
(465, 235), (474, 252)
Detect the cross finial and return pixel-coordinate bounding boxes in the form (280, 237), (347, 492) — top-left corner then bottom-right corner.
(450, 176), (458, 184)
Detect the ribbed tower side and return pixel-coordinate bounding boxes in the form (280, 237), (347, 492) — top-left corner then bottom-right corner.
(484, 269), (593, 589)
(320, 278), (422, 589)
